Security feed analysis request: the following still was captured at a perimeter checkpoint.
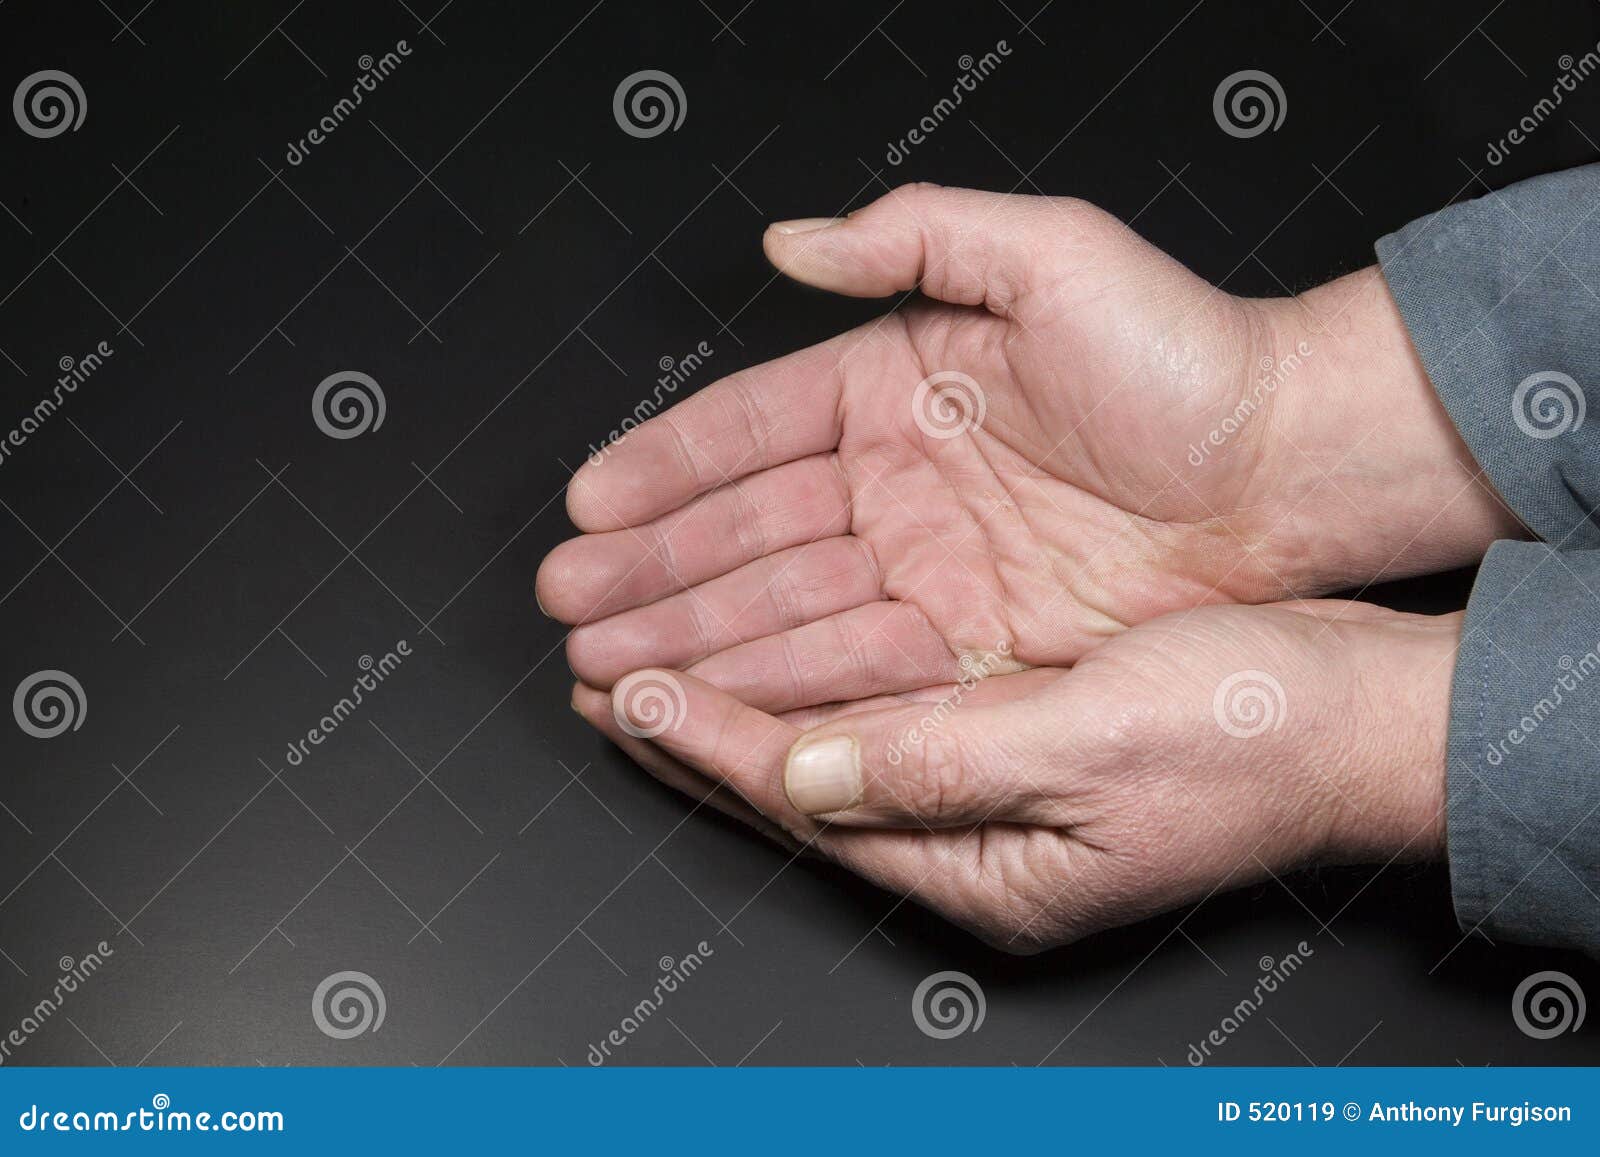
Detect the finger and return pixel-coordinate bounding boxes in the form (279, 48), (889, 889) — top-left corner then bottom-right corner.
(567, 536), (882, 688)
(583, 678), (909, 845)
(685, 600), (962, 713)
(603, 669), (991, 854)
(779, 690), (928, 731)
(609, 668), (813, 836)
(538, 454), (851, 623)
(602, 671), (1008, 937)
(781, 681), (1058, 828)
(571, 682), (799, 850)
(764, 183), (1090, 307)
(566, 327), (892, 531)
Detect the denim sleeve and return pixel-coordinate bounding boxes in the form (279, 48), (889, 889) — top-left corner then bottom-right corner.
(1376, 165), (1600, 955)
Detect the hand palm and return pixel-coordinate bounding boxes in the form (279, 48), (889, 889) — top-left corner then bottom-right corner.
(540, 187), (1281, 711)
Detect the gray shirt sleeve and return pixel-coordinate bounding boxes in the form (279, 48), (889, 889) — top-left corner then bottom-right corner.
(1376, 164), (1600, 956)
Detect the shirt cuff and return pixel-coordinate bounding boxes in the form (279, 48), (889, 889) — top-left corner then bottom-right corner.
(1376, 163), (1600, 550)
(1449, 539), (1600, 955)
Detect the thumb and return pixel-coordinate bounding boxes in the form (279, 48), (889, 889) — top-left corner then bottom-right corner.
(763, 183), (1091, 309)
(783, 694), (1044, 828)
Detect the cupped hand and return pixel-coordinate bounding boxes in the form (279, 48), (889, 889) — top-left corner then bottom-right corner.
(571, 599), (1457, 952)
(538, 184), (1512, 714)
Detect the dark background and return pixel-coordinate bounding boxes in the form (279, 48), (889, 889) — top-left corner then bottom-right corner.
(1, 0), (1596, 1066)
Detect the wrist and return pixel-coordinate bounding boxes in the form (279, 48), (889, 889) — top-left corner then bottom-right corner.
(1248, 269), (1526, 593)
(1318, 608), (1459, 865)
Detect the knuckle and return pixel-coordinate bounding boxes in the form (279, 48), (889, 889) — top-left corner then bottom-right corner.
(1081, 698), (1165, 770)
(1045, 193), (1112, 233)
(679, 596), (718, 663)
(885, 724), (978, 821)
(831, 611), (881, 695)
(725, 480), (767, 564)
(888, 180), (943, 206)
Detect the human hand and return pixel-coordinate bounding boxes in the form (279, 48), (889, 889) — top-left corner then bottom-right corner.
(570, 599), (1457, 951)
(537, 185), (1516, 713)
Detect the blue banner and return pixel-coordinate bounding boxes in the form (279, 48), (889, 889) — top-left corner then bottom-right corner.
(0, 1067), (1596, 1152)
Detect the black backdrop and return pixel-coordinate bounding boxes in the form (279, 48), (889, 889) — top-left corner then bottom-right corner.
(1, 0), (1596, 1066)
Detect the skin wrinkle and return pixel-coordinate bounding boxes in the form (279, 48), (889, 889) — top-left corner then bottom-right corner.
(657, 411), (706, 508)
(725, 475), (768, 565)
(900, 306), (1108, 659)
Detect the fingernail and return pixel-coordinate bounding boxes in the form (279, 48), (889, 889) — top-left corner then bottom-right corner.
(535, 589), (551, 618)
(785, 736), (860, 814)
(768, 217), (843, 235)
